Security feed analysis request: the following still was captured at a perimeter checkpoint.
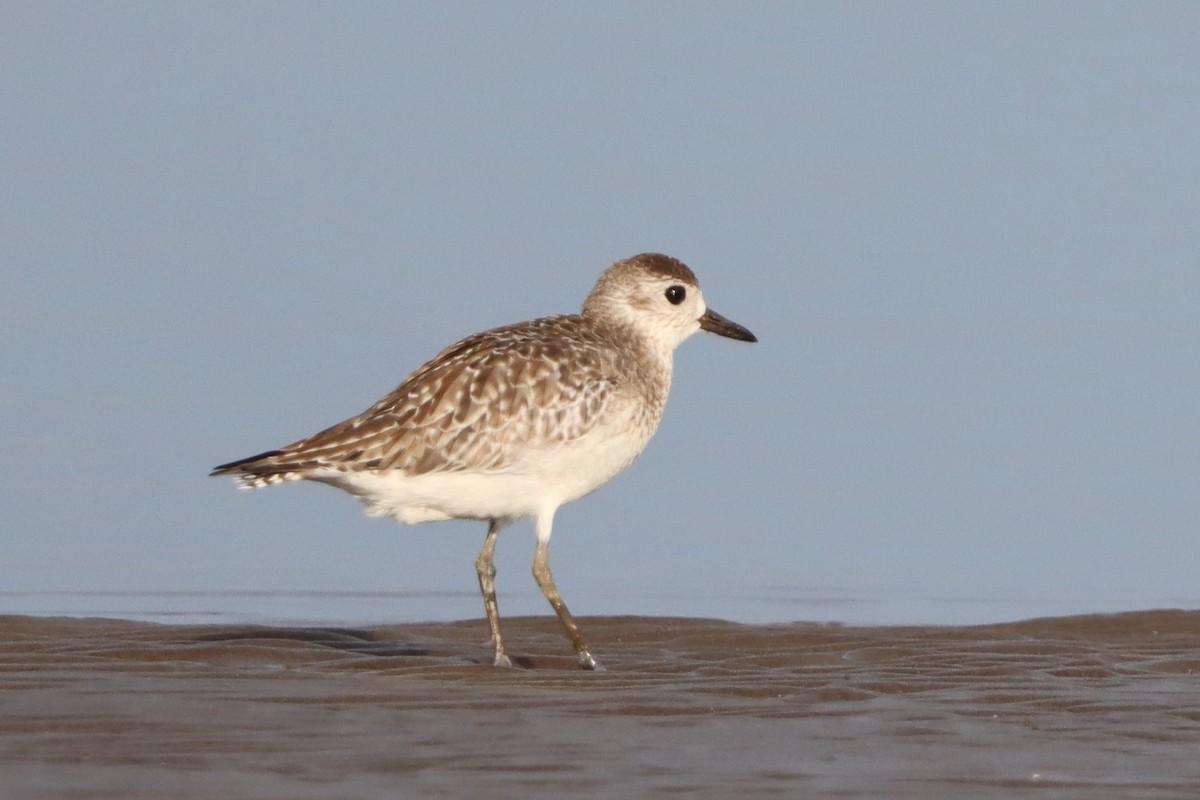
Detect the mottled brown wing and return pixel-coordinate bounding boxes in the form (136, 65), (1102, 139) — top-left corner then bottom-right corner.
(221, 316), (622, 482)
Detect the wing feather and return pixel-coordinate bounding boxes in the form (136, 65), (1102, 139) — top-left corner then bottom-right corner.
(213, 316), (629, 485)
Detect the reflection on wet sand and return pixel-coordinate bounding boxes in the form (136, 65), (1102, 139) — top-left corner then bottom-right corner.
(1, 610), (1198, 798)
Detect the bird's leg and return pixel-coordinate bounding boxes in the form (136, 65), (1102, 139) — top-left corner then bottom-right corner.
(532, 539), (602, 671)
(475, 519), (512, 667)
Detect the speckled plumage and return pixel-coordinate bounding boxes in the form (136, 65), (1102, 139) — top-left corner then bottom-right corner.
(219, 315), (665, 485)
(212, 252), (756, 669)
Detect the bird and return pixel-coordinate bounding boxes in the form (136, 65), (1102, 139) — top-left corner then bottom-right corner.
(211, 252), (756, 670)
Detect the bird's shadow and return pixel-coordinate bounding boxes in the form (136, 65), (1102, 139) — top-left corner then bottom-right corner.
(192, 626), (538, 668)
(193, 626), (430, 658)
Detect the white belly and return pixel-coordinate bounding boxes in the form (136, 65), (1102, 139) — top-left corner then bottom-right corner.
(312, 422), (654, 525)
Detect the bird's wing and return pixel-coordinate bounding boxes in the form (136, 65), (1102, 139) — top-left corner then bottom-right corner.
(212, 316), (624, 484)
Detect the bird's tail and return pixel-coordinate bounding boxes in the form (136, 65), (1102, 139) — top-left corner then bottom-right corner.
(209, 450), (314, 489)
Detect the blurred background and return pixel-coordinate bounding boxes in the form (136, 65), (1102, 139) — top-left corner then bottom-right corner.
(2, 3), (1197, 626)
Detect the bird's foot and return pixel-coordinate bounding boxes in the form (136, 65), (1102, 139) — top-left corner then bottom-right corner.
(577, 650), (604, 671)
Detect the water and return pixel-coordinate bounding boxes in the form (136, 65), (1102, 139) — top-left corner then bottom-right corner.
(0, 587), (1178, 629)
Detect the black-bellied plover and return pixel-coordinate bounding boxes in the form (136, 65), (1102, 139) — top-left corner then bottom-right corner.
(211, 253), (756, 669)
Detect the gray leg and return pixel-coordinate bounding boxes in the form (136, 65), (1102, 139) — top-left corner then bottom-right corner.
(532, 539), (602, 670)
(475, 519), (512, 667)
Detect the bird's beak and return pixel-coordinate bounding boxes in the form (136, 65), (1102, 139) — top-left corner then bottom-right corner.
(699, 308), (757, 342)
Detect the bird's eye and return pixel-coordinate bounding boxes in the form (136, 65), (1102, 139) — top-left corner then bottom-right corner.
(665, 285), (686, 305)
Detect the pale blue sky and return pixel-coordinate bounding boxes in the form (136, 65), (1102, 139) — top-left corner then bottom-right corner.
(3, 3), (1197, 625)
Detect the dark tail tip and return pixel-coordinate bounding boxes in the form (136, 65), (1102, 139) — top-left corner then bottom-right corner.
(210, 449), (285, 477)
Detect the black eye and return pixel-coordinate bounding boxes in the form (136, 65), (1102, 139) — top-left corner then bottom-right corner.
(665, 285), (686, 305)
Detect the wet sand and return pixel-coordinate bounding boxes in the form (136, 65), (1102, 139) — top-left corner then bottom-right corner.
(1, 610), (1198, 799)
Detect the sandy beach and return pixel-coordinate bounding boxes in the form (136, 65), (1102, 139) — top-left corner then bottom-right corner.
(2, 610), (1198, 798)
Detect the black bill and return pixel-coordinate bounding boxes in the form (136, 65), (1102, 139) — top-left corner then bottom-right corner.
(699, 308), (757, 342)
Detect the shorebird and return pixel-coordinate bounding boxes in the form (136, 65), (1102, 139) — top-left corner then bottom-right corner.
(211, 253), (756, 669)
